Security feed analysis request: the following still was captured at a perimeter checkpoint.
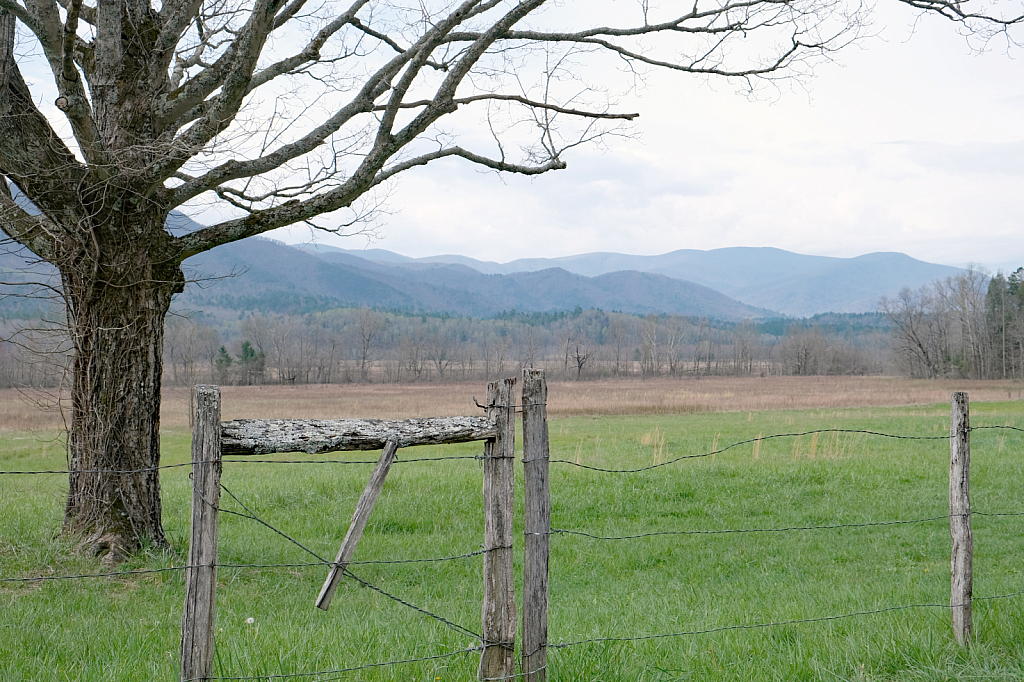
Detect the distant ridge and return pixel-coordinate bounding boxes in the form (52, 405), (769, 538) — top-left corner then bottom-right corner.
(179, 239), (774, 320)
(301, 244), (965, 317)
(0, 207), (969, 321)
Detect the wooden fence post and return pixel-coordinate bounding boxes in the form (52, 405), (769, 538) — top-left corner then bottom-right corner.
(478, 378), (517, 681)
(182, 385), (223, 681)
(950, 391), (973, 645)
(521, 369), (550, 682)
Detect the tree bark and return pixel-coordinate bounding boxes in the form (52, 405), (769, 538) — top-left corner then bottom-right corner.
(62, 227), (184, 562)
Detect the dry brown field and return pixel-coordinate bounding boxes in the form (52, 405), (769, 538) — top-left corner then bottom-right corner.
(3, 375), (1023, 432)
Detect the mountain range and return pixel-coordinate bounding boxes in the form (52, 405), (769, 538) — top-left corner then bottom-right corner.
(179, 238), (776, 320)
(294, 244), (964, 318)
(178, 227), (964, 319)
(1, 206), (967, 320)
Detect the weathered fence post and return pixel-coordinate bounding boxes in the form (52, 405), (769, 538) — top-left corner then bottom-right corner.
(950, 391), (973, 645)
(182, 385), (223, 682)
(479, 378), (517, 681)
(521, 369), (550, 682)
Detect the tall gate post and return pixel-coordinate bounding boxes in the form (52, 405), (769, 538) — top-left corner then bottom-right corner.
(950, 391), (973, 645)
(479, 378), (517, 680)
(521, 369), (550, 682)
(182, 385), (223, 681)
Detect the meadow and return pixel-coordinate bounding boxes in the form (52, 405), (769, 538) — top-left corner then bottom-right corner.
(3, 376), (1024, 681)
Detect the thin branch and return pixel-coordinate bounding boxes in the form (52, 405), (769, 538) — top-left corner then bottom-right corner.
(374, 92), (638, 120)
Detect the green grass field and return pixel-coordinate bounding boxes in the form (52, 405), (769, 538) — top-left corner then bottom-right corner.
(3, 399), (1024, 680)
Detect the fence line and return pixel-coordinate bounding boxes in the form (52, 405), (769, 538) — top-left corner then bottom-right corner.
(11, 503), (1024, 585)
(176, 590), (1024, 682)
(5, 388), (1024, 679)
(545, 597), (1007, 650)
(3, 423), (1021, 477)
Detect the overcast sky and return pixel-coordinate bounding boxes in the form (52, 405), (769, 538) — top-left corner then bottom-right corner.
(267, 5), (1024, 272)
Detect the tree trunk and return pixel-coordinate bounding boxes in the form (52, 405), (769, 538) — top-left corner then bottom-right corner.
(62, 233), (183, 563)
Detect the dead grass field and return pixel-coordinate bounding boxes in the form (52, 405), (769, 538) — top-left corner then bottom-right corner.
(3, 376), (1022, 432)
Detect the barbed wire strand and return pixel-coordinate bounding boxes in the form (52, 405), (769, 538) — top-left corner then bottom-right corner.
(0, 565), (189, 583)
(544, 513), (956, 541)
(8, 503), (1024, 585)
(215, 484), (483, 644)
(3, 423), (1021, 477)
(343, 568), (482, 642)
(972, 425), (1024, 433)
(0, 461), (199, 475)
(548, 591), (1024, 650)
(552, 428), (954, 474)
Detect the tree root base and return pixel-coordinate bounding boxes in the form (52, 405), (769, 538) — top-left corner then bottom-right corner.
(77, 532), (132, 567)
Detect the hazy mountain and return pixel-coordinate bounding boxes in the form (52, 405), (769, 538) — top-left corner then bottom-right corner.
(178, 238), (773, 319)
(1, 206), (969, 320)
(308, 244), (965, 317)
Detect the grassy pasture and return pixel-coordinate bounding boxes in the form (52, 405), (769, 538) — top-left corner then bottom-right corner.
(2, 377), (1024, 680)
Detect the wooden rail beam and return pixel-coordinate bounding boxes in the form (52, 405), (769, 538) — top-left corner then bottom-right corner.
(221, 417), (496, 456)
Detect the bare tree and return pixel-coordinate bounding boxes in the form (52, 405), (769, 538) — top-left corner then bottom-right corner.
(733, 320), (757, 375)
(608, 315), (633, 376)
(935, 267), (989, 378)
(354, 309), (386, 382)
(0, 0), (870, 557)
(571, 337), (592, 379)
(881, 286), (949, 378)
(640, 314), (659, 377)
(692, 317), (710, 378)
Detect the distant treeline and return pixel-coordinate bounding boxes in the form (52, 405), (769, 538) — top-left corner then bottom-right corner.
(153, 307), (894, 388)
(10, 266), (1021, 389)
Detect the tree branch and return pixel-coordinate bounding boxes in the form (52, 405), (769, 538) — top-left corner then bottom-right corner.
(57, 0), (95, 25)
(898, 0), (1024, 26)
(0, 0), (37, 34)
(0, 177), (59, 261)
(375, 92), (638, 120)
(370, 145), (567, 188)
(0, 9), (87, 228)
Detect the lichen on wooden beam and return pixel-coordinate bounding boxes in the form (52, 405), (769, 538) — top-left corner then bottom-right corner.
(220, 416), (497, 455)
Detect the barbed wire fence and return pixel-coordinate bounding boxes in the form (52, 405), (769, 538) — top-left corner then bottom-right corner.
(2, 379), (1023, 681)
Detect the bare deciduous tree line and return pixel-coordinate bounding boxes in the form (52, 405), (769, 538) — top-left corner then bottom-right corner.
(882, 267), (1024, 380)
(154, 307), (890, 387)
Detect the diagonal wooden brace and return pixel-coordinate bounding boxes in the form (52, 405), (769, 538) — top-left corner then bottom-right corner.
(316, 439), (399, 611)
